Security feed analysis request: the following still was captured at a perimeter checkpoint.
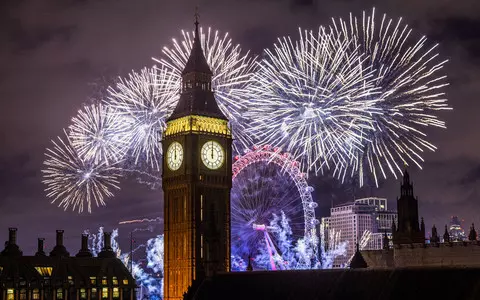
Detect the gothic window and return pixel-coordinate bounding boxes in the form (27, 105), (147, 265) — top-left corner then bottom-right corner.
(102, 287), (109, 299)
(56, 289), (64, 299)
(101, 277), (108, 285)
(91, 288), (98, 299)
(113, 287), (120, 299)
(80, 288), (87, 299)
(19, 289), (27, 300)
(7, 289), (14, 300)
(32, 289), (40, 300)
(112, 277), (118, 285)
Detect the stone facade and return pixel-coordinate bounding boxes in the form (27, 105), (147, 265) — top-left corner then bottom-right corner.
(363, 241), (480, 268)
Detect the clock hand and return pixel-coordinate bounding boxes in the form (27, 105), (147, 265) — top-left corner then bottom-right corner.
(211, 142), (214, 159)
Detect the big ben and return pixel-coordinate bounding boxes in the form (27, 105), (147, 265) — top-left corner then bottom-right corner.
(162, 16), (232, 300)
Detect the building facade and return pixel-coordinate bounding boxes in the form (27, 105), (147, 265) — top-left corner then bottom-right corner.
(322, 197), (397, 267)
(362, 170), (480, 268)
(0, 228), (136, 300)
(162, 17), (232, 300)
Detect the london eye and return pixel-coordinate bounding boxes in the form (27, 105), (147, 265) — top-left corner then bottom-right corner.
(231, 145), (319, 270)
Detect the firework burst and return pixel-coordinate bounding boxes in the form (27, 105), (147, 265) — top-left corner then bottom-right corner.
(244, 28), (380, 175)
(107, 66), (178, 170)
(329, 8), (450, 186)
(42, 130), (122, 213)
(154, 26), (257, 153)
(69, 103), (133, 165)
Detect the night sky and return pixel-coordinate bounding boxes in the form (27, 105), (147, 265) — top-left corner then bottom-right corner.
(1, 0), (479, 255)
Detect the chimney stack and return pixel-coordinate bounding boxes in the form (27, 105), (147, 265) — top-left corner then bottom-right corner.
(56, 230), (64, 246)
(98, 231), (115, 258)
(1, 228), (23, 256)
(76, 234), (93, 257)
(8, 228), (17, 245)
(104, 232), (112, 250)
(81, 234), (89, 251)
(36, 238), (46, 256)
(49, 230), (70, 257)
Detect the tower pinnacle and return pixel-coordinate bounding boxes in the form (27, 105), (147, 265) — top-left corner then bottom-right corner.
(182, 9), (212, 76)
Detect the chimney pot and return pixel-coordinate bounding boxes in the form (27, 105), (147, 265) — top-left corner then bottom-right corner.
(8, 228), (17, 245)
(56, 230), (64, 246)
(81, 234), (89, 250)
(103, 232), (112, 250)
(38, 238), (44, 251)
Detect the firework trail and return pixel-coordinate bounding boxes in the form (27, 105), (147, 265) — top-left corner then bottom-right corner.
(107, 66), (178, 170)
(42, 130), (122, 213)
(154, 26), (257, 154)
(244, 27), (380, 176)
(69, 103), (133, 165)
(328, 8), (450, 186)
(119, 217), (162, 225)
(319, 222), (347, 269)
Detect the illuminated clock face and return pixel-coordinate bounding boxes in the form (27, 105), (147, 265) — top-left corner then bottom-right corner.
(166, 142), (183, 171)
(201, 140), (224, 170)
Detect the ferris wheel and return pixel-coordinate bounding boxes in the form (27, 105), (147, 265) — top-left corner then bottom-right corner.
(231, 145), (319, 270)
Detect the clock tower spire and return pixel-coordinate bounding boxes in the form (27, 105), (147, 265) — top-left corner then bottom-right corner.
(162, 11), (232, 300)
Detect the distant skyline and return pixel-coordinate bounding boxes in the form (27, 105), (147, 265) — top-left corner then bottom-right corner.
(1, 0), (480, 254)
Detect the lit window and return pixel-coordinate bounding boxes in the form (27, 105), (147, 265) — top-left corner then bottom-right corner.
(7, 289), (14, 300)
(68, 275), (74, 284)
(112, 277), (118, 285)
(34, 267), (53, 276)
(56, 289), (64, 299)
(122, 279), (129, 285)
(102, 277), (108, 285)
(90, 277), (97, 285)
(91, 288), (98, 298)
(32, 289), (40, 300)
(113, 287), (120, 298)
(20, 289), (27, 300)
(80, 289), (87, 299)
(102, 287), (109, 299)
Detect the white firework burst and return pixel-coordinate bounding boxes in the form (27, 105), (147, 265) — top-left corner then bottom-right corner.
(107, 66), (178, 170)
(42, 130), (122, 213)
(244, 27), (380, 176)
(69, 103), (133, 165)
(329, 8), (450, 186)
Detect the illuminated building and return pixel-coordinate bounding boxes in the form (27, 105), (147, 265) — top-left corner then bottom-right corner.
(162, 15), (232, 300)
(448, 216), (466, 242)
(0, 228), (136, 300)
(321, 197), (397, 267)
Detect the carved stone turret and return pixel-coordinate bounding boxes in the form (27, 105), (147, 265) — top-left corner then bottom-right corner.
(468, 223), (477, 241)
(430, 225), (439, 244)
(393, 170), (425, 245)
(443, 225), (450, 243)
(246, 255), (253, 271)
(383, 231), (390, 250)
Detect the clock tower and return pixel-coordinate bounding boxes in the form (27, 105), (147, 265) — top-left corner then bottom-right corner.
(162, 15), (232, 300)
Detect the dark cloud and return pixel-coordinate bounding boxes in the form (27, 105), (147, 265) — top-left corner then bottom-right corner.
(0, 0), (479, 253)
